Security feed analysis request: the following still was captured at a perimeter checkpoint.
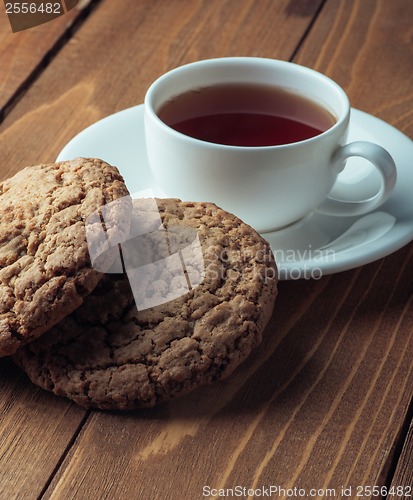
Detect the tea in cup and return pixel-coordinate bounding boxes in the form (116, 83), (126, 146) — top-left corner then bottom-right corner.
(144, 57), (396, 232)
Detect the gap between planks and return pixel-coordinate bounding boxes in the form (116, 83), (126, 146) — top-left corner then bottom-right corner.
(0, 0), (103, 124)
(36, 410), (92, 500)
(289, 0), (329, 63)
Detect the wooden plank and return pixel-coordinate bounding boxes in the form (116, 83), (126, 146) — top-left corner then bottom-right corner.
(388, 417), (413, 498)
(0, 0), (95, 117)
(293, 0), (413, 135)
(293, 0), (413, 486)
(0, 358), (87, 499)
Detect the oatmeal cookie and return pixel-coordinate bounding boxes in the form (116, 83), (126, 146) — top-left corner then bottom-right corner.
(0, 158), (130, 356)
(14, 199), (277, 408)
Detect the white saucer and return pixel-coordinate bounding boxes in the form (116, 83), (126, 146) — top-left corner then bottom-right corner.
(57, 105), (413, 280)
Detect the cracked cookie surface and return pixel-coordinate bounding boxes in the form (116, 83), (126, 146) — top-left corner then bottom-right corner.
(14, 199), (277, 409)
(0, 158), (130, 356)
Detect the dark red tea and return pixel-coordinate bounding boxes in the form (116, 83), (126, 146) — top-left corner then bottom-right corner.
(157, 83), (336, 147)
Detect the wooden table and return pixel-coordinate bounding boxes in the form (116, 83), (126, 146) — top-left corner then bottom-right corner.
(1, 1), (412, 498)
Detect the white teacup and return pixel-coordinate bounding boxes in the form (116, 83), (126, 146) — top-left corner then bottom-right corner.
(144, 57), (396, 232)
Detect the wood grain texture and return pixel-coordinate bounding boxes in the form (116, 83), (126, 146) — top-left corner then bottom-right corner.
(0, 0), (412, 498)
(293, 0), (413, 135)
(388, 417), (413, 498)
(0, 358), (87, 499)
(0, 1), (95, 117)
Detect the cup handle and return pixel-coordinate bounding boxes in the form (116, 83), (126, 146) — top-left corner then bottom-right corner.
(316, 141), (397, 217)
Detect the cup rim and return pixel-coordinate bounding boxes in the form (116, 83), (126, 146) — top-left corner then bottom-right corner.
(144, 57), (350, 150)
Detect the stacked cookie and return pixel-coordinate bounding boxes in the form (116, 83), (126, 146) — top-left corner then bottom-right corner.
(1, 158), (278, 410)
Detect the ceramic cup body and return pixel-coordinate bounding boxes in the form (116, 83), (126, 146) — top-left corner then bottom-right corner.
(144, 58), (396, 232)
